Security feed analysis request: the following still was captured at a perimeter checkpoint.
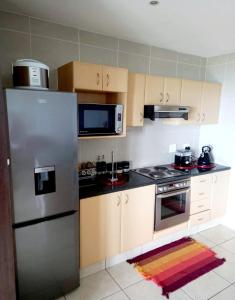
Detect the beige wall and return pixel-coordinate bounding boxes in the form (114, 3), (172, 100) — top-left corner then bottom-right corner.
(0, 9), (203, 167)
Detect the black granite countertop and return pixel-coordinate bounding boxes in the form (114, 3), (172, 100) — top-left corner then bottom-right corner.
(79, 171), (155, 199)
(79, 164), (231, 200)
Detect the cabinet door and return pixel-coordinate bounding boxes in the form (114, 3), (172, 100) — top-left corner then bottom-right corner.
(127, 73), (145, 127)
(74, 62), (102, 91)
(102, 66), (128, 92)
(211, 171), (230, 219)
(121, 185), (155, 252)
(201, 82), (221, 124)
(80, 192), (121, 267)
(180, 80), (203, 123)
(164, 77), (181, 105)
(145, 75), (164, 105)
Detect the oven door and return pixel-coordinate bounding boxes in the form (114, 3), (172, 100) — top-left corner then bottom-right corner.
(155, 188), (190, 231)
(78, 104), (116, 136)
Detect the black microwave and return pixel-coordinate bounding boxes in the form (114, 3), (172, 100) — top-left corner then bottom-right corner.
(78, 103), (123, 136)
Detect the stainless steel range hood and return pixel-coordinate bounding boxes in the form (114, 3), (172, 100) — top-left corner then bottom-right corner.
(144, 105), (189, 120)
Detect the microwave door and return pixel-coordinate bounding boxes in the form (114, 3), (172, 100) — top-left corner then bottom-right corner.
(78, 104), (116, 136)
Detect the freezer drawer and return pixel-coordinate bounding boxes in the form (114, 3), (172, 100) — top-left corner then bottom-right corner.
(15, 212), (79, 300)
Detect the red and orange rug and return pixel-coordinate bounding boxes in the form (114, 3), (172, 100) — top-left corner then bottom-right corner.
(127, 237), (225, 298)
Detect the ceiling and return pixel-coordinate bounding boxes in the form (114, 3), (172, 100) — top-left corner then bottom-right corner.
(1, 0), (235, 57)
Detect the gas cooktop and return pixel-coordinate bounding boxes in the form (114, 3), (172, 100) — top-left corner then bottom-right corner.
(133, 165), (190, 183)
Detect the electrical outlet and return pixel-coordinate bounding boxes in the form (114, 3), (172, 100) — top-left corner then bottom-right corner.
(169, 144), (176, 153)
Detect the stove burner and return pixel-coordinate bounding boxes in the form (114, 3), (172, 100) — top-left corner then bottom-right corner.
(154, 166), (168, 171)
(149, 171), (165, 178)
(139, 168), (151, 174)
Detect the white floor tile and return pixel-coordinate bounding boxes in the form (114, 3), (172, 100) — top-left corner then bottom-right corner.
(212, 246), (235, 283)
(107, 262), (142, 289)
(66, 270), (120, 300)
(192, 233), (217, 248)
(124, 280), (191, 300)
(210, 284), (235, 300)
(220, 238), (235, 254)
(199, 225), (235, 244)
(182, 271), (230, 300)
(80, 260), (105, 278)
(103, 291), (129, 300)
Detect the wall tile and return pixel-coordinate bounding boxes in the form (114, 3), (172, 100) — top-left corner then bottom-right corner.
(228, 52), (235, 63)
(0, 10), (29, 32)
(178, 53), (201, 65)
(30, 18), (78, 42)
(150, 58), (177, 77)
(205, 64), (226, 83)
(0, 30), (30, 87)
(201, 57), (207, 66)
(80, 44), (117, 66)
(200, 65), (206, 81)
(79, 30), (118, 49)
(31, 36), (79, 89)
(177, 63), (200, 80)
(207, 54), (228, 65)
(118, 51), (149, 73)
(151, 46), (178, 61)
(119, 39), (150, 56)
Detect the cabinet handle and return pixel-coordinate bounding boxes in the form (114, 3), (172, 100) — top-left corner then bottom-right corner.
(199, 180), (206, 183)
(140, 111), (144, 122)
(214, 175), (218, 183)
(165, 93), (170, 103)
(106, 73), (110, 86)
(198, 192), (205, 196)
(160, 92), (164, 103)
(96, 73), (100, 85)
(197, 113), (201, 122)
(117, 195), (121, 206)
(198, 205), (204, 208)
(202, 113), (206, 122)
(198, 218), (204, 221)
(125, 194), (129, 204)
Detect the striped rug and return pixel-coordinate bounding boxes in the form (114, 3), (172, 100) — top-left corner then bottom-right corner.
(127, 237), (225, 298)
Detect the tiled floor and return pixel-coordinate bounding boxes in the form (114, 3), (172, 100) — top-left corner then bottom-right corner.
(61, 225), (235, 300)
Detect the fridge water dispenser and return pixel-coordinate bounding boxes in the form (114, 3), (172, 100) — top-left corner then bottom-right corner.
(34, 166), (56, 195)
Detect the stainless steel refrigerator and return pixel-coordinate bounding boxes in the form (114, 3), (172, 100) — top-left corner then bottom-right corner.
(4, 88), (79, 300)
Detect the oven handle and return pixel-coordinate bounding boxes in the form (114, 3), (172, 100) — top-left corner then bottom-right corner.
(157, 188), (190, 199)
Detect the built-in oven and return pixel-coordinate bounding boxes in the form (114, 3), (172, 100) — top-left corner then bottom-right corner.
(155, 179), (191, 231)
(78, 103), (123, 136)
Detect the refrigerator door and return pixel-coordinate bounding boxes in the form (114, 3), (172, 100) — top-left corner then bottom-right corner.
(15, 212), (79, 300)
(5, 89), (78, 224)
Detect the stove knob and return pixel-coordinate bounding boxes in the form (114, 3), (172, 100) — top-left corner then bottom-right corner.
(175, 183), (180, 188)
(158, 187), (163, 192)
(164, 187), (168, 191)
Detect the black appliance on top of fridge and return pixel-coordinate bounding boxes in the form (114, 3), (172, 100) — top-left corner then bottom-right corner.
(4, 88), (79, 300)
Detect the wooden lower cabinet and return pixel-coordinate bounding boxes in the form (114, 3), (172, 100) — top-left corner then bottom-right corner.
(120, 185), (155, 252)
(80, 185), (155, 268)
(211, 171), (230, 219)
(80, 192), (121, 268)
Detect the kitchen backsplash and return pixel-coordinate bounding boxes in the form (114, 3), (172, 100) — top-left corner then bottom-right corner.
(0, 9), (202, 167)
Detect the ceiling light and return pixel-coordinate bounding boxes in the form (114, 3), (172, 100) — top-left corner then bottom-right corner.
(150, 1), (159, 5)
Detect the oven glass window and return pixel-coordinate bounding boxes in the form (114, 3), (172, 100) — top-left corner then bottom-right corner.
(161, 193), (186, 220)
(84, 110), (109, 128)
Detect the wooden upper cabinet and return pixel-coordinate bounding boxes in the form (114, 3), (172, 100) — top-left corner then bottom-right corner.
(145, 75), (164, 105)
(211, 171), (230, 219)
(180, 79), (203, 123)
(201, 82), (221, 124)
(74, 62), (103, 91)
(102, 66), (128, 92)
(127, 73), (145, 127)
(58, 61), (128, 93)
(120, 185), (155, 252)
(164, 77), (181, 105)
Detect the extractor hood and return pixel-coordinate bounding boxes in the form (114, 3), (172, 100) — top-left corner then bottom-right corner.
(144, 105), (189, 120)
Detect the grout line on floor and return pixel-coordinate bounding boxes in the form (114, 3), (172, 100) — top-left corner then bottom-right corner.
(180, 288), (194, 300)
(208, 283), (234, 299)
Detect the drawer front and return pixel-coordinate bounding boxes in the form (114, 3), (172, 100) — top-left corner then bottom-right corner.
(190, 198), (211, 215)
(191, 175), (212, 202)
(190, 210), (211, 227)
